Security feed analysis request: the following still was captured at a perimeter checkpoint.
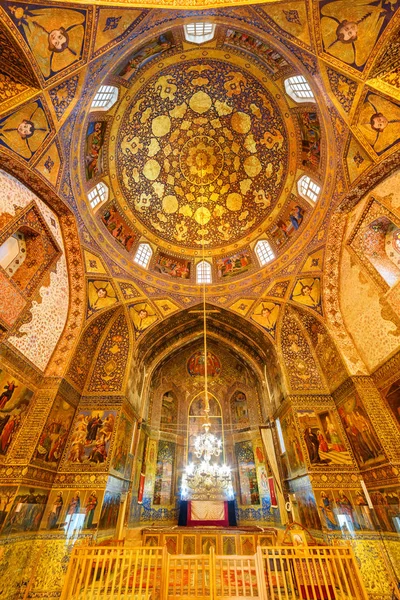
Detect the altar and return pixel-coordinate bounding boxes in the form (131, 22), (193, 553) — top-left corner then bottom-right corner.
(142, 526), (277, 555)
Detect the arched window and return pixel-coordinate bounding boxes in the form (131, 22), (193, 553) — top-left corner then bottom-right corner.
(196, 260), (212, 284)
(255, 240), (274, 266)
(297, 175), (320, 203)
(87, 182), (108, 209)
(184, 22), (215, 44)
(284, 75), (315, 103)
(91, 85), (119, 111)
(134, 243), (153, 268)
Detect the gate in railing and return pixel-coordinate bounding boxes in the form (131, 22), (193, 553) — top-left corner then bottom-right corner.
(61, 544), (369, 600)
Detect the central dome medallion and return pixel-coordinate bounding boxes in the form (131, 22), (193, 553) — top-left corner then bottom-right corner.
(115, 59), (290, 250)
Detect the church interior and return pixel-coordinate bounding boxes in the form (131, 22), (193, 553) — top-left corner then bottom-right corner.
(0, 0), (400, 598)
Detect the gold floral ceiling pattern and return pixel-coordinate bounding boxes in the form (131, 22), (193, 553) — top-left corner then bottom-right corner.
(114, 58), (290, 250)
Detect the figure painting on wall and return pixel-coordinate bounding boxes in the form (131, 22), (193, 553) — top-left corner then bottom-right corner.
(230, 391), (250, 426)
(317, 491), (339, 530)
(0, 100), (50, 160)
(370, 488), (400, 532)
(280, 412), (306, 476)
(7, 5), (86, 80)
(0, 369), (34, 457)
(358, 93), (400, 155)
(0, 486), (17, 528)
(3, 486), (49, 533)
(99, 491), (121, 529)
(235, 441), (260, 505)
(33, 396), (75, 468)
(270, 200), (306, 248)
(298, 112), (321, 169)
(87, 280), (118, 317)
(85, 121), (106, 180)
(320, 0), (399, 71)
(298, 409), (352, 465)
(187, 350), (221, 378)
(295, 487), (322, 531)
(84, 491), (98, 529)
(250, 302), (280, 335)
(65, 409), (116, 467)
(47, 491), (63, 529)
(154, 252), (190, 279)
(354, 490), (375, 530)
(111, 413), (133, 476)
(225, 29), (289, 73)
(382, 378), (400, 427)
(291, 278), (321, 311)
(117, 33), (175, 81)
(129, 302), (158, 338)
(338, 395), (385, 467)
(153, 441), (175, 506)
(160, 391), (178, 430)
(216, 250), (251, 279)
(101, 204), (136, 252)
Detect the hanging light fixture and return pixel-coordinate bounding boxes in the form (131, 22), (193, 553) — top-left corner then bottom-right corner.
(181, 164), (233, 501)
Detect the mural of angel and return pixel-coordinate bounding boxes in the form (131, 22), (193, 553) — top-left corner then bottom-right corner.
(320, 0), (399, 70)
(129, 302), (158, 337)
(0, 101), (49, 160)
(251, 301), (280, 333)
(9, 5), (86, 80)
(87, 280), (118, 316)
(358, 93), (400, 155)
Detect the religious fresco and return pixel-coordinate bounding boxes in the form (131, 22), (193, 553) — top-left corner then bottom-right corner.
(2, 486), (49, 534)
(315, 487), (383, 533)
(356, 92), (400, 155)
(154, 252), (191, 279)
(381, 378), (400, 427)
(369, 486), (400, 532)
(298, 111), (321, 170)
(293, 486), (322, 531)
(160, 390), (178, 430)
(338, 395), (386, 467)
(216, 250), (251, 279)
(99, 490), (121, 530)
(319, 0), (400, 72)
(111, 412), (133, 477)
(269, 199), (306, 249)
(41, 488), (104, 532)
(5, 4), (87, 81)
(0, 368), (34, 457)
(32, 395), (75, 469)
(0, 99), (50, 160)
(101, 204), (137, 252)
(87, 279), (118, 317)
(187, 350), (221, 377)
(129, 302), (158, 338)
(114, 58), (290, 251)
(224, 29), (289, 74)
(188, 395), (222, 463)
(230, 391), (249, 426)
(290, 277), (322, 312)
(250, 301), (280, 335)
(117, 32), (175, 80)
(0, 486), (17, 529)
(297, 409), (353, 466)
(85, 121), (106, 180)
(63, 409), (116, 467)
(153, 440), (175, 506)
(235, 440), (260, 505)
(280, 411), (307, 477)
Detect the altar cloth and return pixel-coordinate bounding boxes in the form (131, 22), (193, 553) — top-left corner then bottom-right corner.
(187, 500), (228, 526)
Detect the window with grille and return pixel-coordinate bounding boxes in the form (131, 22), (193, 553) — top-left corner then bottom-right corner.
(91, 85), (119, 110)
(255, 240), (275, 266)
(196, 260), (212, 284)
(134, 243), (153, 269)
(284, 75), (315, 103)
(88, 182), (108, 209)
(297, 175), (320, 203)
(184, 22), (215, 44)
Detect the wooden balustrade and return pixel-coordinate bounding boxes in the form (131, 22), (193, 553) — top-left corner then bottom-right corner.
(60, 543), (368, 600)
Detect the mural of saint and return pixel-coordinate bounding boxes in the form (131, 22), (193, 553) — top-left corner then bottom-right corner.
(187, 350), (221, 377)
(0, 369), (34, 457)
(8, 5), (86, 80)
(160, 391), (178, 428)
(33, 396), (75, 468)
(3, 487), (48, 533)
(129, 302), (158, 338)
(85, 121), (106, 180)
(47, 491), (63, 530)
(101, 204), (136, 251)
(230, 391), (250, 425)
(358, 93), (400, 155)
(65, 410), (116, 466)
(318, 491), (339, 530)
(320, 0), (399, 71)
(87, 280), (118, 317)
(0, 101), (49, 160)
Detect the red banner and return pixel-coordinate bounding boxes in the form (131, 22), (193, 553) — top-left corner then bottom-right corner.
(138, 472), (145, 504)
(268, 476), (278, 508)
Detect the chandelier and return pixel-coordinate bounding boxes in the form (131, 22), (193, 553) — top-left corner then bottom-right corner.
(181, 174), (233, 501)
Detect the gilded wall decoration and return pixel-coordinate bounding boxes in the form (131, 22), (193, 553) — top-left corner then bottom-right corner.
(235, 440), (260, 506)
(356, 91), (400, 156)
(2, 485), (49, 534)
(129, 302), (158, 338)
(0, 99), (51, 161)
(279, 410), (307, 478)
(326, 67), (358, 114)
(265, 279), (290, 298)
(229, 298), (255, 316)
(87, 310), (130, 392)
(116, 32), (176, 81)
(48, 74), (79, 121)
(0, 368), (34, 458)
(34, 139), (63, 188)
(297, 111), (321, 171)
(381, 378), (400, 427)
(160, 390), (178, 431)
(67, 309), (115, 389)
(319, 0), (400, 73)
(85, 120), (107, 180)
(300, 248), (325, 273)
(257, 2), (312, 48)
(153, 440), (175, 506)
(223, 29), (290, 75)
(345, 135), (374, 184)
(92, 8), (145, 55)
(250, 300), (280, 336)
(153, 298), (181, 317)
(0, 485), (17, 529)
(62, 408), (116, 469)
(101, 203), (137, 252)
(290, 277), (322, 313)
(230, 390), (250, 426)
(84, 249), (108, 275)
(0, 23), (38, 87)
(0, 71), (33, 114)
(298, 409), (353, 466)
(32, 395), (75, 469)
(87, 279), (118, 317)
(118, 280), (143, 300)
(5, 3), (89, 82)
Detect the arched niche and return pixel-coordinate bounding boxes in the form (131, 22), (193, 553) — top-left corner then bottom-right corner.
(230, 390), (250, 427)
(188, 391), (223, 463)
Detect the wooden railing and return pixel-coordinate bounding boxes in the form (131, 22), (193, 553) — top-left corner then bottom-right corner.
(61, 544), (368, 600)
